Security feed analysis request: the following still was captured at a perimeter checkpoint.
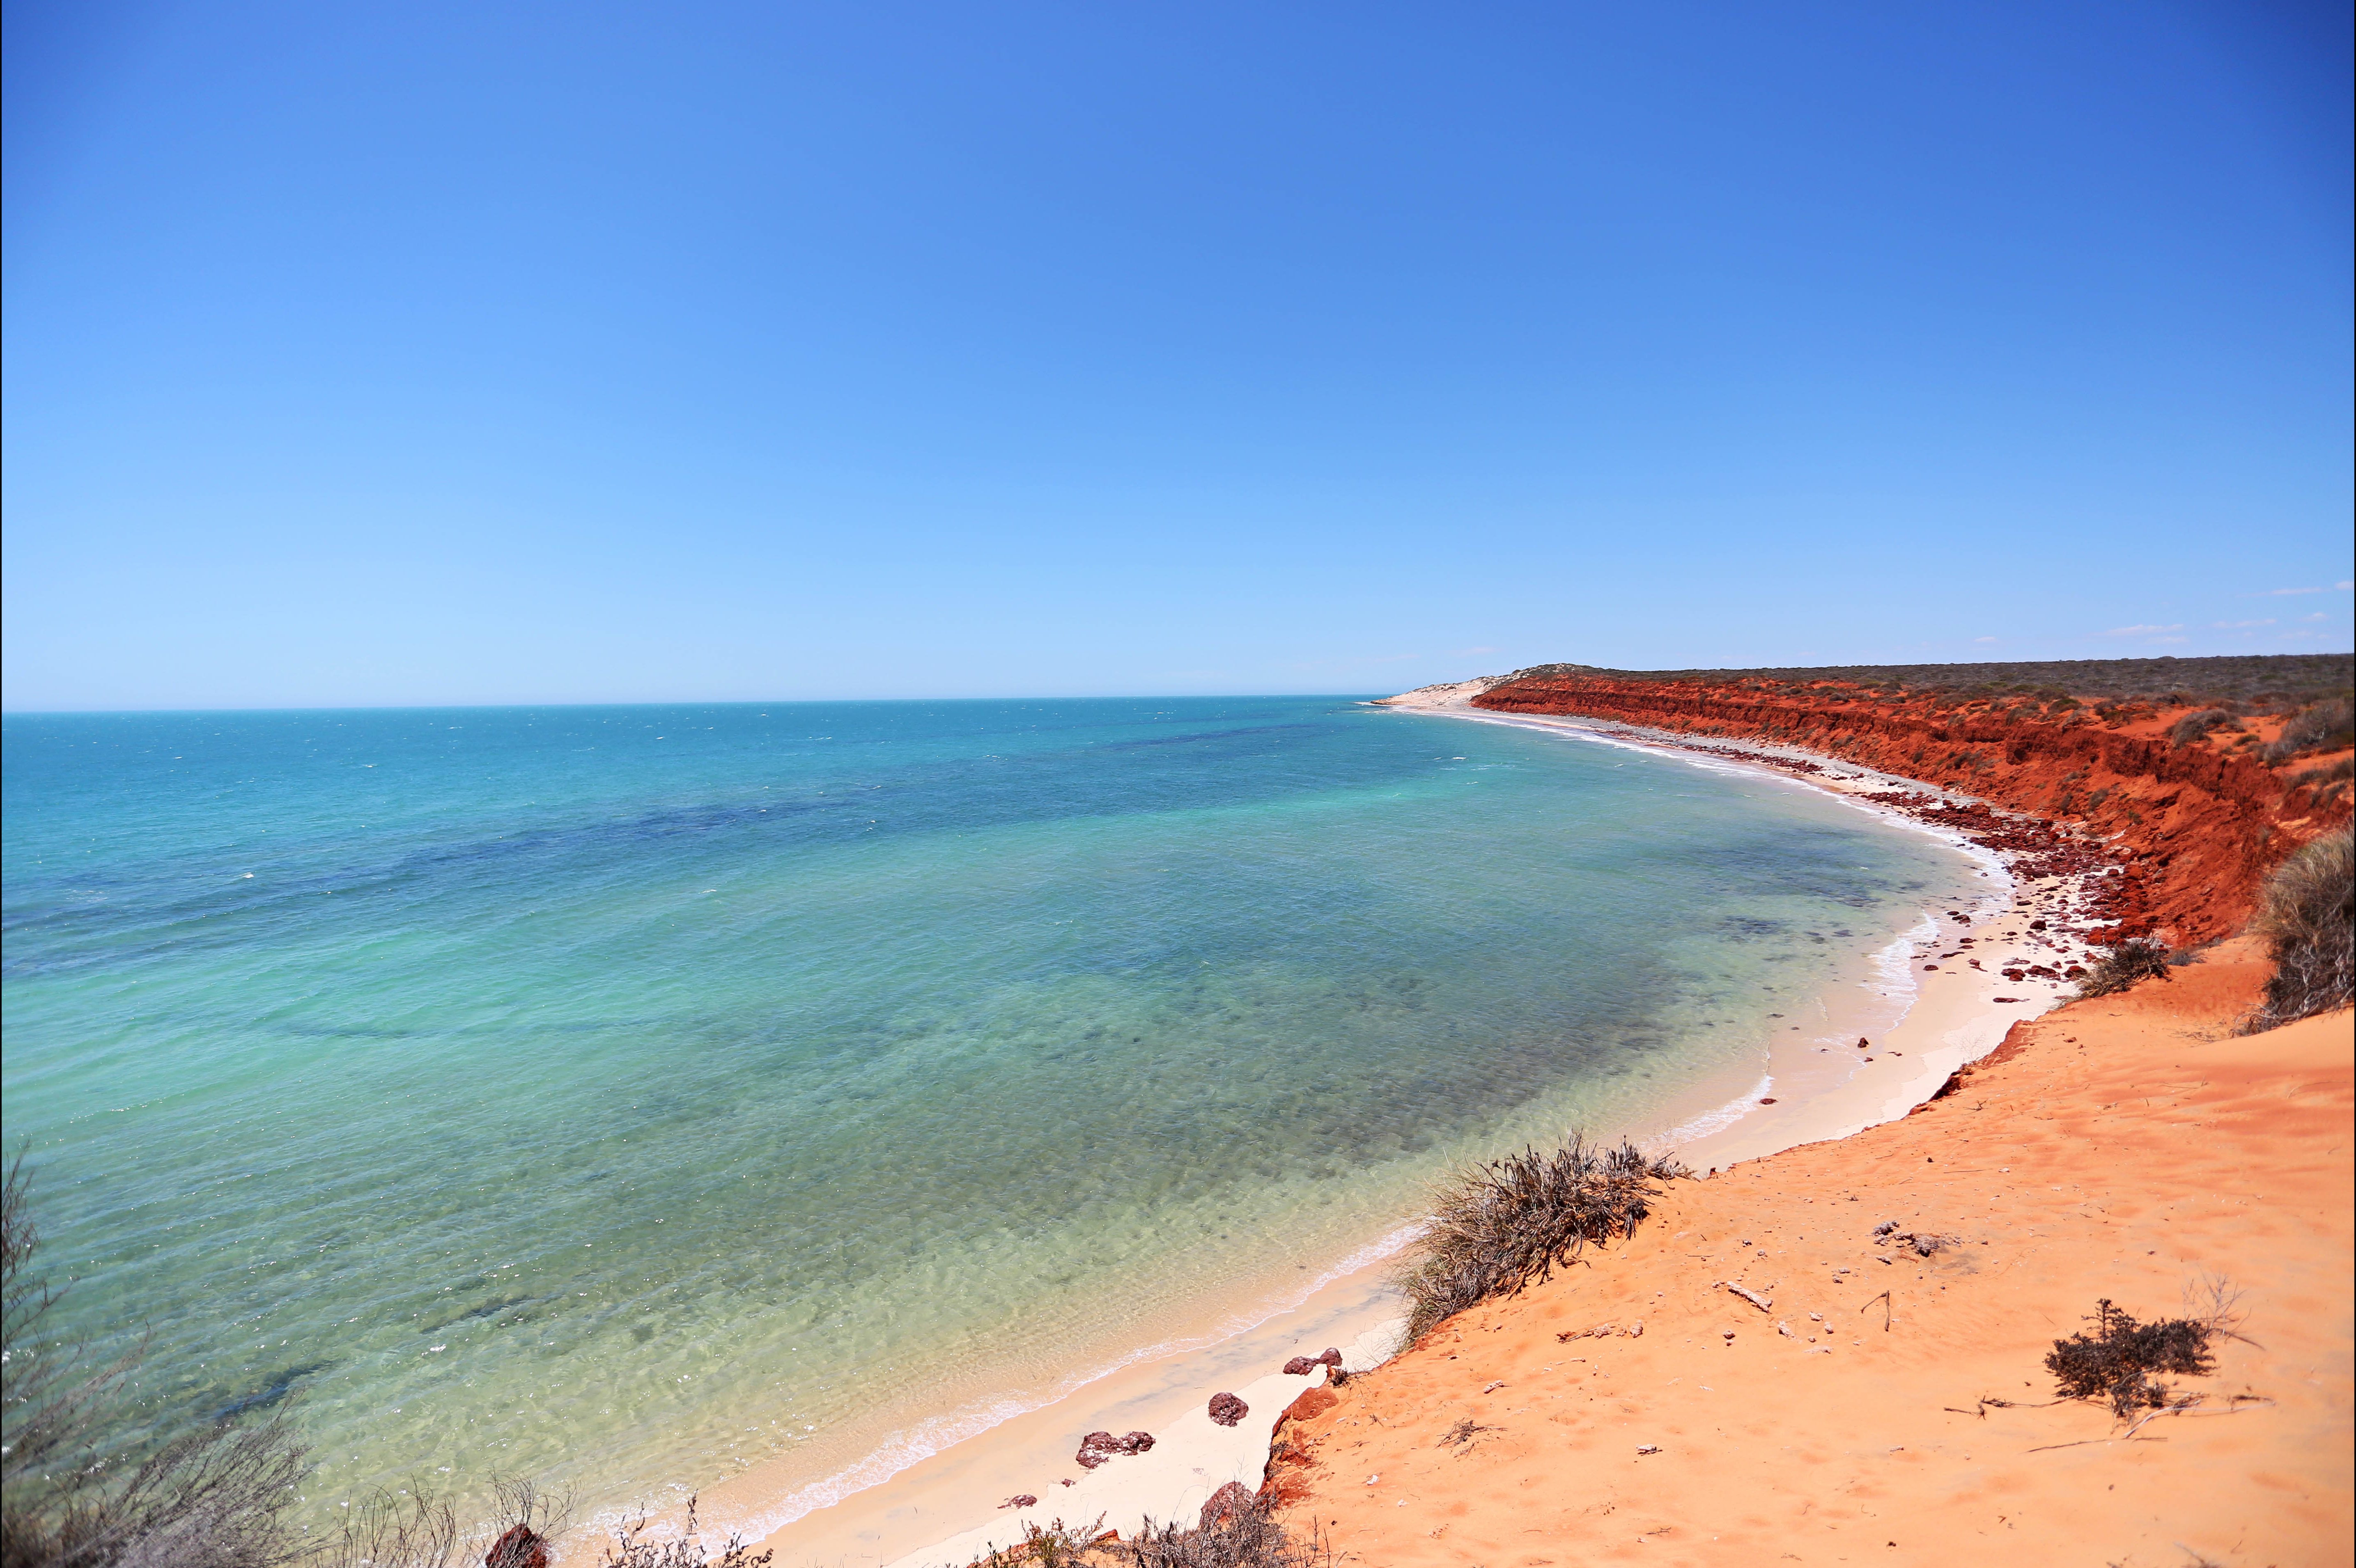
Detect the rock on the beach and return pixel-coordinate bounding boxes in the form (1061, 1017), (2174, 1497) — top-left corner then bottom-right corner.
(999, 1495), (1037, 1510)
(1207, 1391), (1249, 1427)
(484, 1526), (549, 1568)
(1281, 1355), (1319, 1375)
(1074, 1429), (1156, 1468)
(1199, 1481), (1255, 1529)
(1318, 1347), (1343, 1368)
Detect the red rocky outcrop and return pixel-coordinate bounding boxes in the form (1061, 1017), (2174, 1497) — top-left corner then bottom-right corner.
(1472, 672), (2347, 945)
(1074, 1429), (1156, 1468)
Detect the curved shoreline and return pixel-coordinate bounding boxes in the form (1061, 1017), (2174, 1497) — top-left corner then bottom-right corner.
(721, 703), (2083, 1567)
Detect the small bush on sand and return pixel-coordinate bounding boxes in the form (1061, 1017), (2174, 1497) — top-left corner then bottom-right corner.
(2071, 938), (2173, 998)
(2167, 708), (2241, 747)
(1119, 1494), (1330, 1568)
(2243, 830), (2354, 1032)
(2262, 697), (2355, 763)
(1400, 1138), (1683, 1342)
(2045, 1299), (2217, 1418)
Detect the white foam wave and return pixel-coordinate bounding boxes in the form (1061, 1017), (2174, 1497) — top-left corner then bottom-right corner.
(1648, 1072), (1775, 1153)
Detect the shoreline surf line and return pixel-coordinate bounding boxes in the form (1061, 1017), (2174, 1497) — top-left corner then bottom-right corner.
(611, 704), (2106, 1567)
(1389, 697), (2125, 1172)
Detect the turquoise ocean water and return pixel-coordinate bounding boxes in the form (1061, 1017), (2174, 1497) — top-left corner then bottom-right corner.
(2, 698), (1980, 1523)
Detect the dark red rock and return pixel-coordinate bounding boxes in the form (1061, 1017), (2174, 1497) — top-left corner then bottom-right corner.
(1199, 1481), (1256, 1530)
(484, 1527), (549, 1568)
(1757, 1097), (1777, 1105)
(1317, 1348), (1343, 1367)
(1281, 1355), (1319, 1375)
(1207, 1391), (1249, 1427)
(999, 1495), (1037, 1510)
(1074, 1429), (1156, 1468)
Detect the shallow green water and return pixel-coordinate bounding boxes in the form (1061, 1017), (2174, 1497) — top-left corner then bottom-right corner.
(1, 697), (1978, 1520)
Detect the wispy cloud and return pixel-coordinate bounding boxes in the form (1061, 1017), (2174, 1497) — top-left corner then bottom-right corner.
(2103, 624), (2184, 636)
(2257, 581), (2355, 596)
(1447, 646), (1501, 657)
(2210, 618), (2277, 629)
(1972, 635), (2000, 644)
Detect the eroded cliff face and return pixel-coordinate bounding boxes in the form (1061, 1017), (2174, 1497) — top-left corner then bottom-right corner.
(1469, 672), (2349, 946)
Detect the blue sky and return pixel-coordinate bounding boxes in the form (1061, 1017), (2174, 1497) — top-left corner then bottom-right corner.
(5, 1), (2349, 709)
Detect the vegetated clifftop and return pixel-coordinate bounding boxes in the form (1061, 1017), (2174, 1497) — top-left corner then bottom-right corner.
(1467, 656), (2354, 947)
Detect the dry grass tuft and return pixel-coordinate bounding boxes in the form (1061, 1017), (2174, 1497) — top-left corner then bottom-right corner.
(596, 1497), (769, 1568)
(1118, 1495), (1330, 1568)
(2167, 708), (2241, 747)
(1398, 1137), (1683, 1343)
(2071, 938), (2173, 998)
(2242, 829), (2354, 1032)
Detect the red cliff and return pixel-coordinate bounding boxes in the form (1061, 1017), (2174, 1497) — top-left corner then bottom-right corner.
(1468, 669), (2349, 947)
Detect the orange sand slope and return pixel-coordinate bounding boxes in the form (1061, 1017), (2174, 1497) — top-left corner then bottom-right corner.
(1267, 942), (2353, 1566)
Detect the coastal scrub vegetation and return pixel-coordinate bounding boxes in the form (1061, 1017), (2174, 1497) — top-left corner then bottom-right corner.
(2288, 754), (2354, 807)
(2071, 938), (2174, 999)
(2261, 696), (2355, 763)
(1489, 653), (2352, 714)
(1119, 1496), (1332, 1568)
(1399, 1138), (1686, 1343)
(2242, 829), (2354, 1032)
(597, 1496), (769, 1568)
(961, 1495), (1331, 1568)
(2165, 708), (2241, 747)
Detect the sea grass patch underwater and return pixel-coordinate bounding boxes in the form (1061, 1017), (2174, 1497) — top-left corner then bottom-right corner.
(2, 697), (1985, 1523)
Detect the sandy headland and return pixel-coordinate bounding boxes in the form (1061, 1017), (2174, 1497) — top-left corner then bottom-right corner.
(1262, 939), (2350, 1565)
(1256, 661), (2349, 1563)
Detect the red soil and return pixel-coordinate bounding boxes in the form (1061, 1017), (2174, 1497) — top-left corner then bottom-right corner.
(1469, 673), (2349, 947)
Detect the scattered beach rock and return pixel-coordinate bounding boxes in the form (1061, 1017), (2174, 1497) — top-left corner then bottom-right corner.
(1199, 1481), (1254, 1529)
(1074, 1429), (1156, 1468)
(1206, 1391), (1248, 1426)
(998, 1495), (1037, 1511)
(483, 1526), (549, 1568)
(1636, 1444), (1661, 1455)
(1281, 1355), (1320, 1375)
